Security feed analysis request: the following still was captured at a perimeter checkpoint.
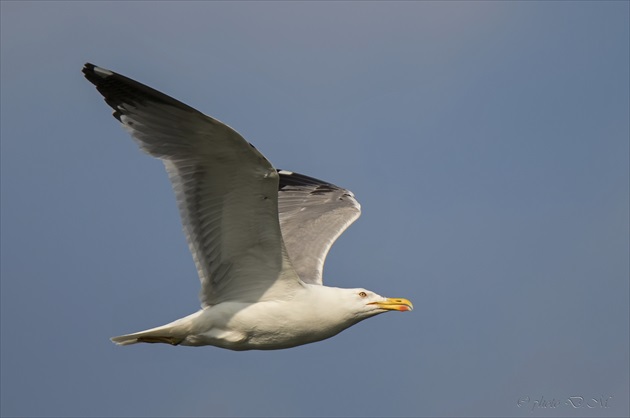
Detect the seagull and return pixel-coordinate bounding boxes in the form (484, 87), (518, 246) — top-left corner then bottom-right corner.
(83, 63), (412, 350)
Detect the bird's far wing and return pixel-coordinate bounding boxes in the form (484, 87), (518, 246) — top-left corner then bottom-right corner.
(83, 63), (302, 307)
(276, 170), (361, 285)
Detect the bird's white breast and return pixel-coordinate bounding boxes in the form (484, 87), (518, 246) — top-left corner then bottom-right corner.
(182, 287), (357, 350)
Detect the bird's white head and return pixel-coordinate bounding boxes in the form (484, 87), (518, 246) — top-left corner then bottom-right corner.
(288, 285), (413, 344)
(312, 286), (413, 323)
(301, 285), (413, 331)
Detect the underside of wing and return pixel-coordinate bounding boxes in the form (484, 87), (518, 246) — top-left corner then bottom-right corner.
(276, 170), (361, 285)
(83, 63), (301, 306)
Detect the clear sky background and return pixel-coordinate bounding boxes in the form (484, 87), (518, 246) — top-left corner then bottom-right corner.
(1, 2), (628, 417)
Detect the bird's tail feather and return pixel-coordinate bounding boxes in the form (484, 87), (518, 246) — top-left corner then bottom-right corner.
(111, 332), (183, 346)
(111, 313), (200, 346)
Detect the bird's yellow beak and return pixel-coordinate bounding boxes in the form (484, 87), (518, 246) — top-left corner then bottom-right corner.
(368, 298), (413, 312)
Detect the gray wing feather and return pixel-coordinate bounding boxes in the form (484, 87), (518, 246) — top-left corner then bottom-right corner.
(83, 63), (301, 306)
(276, 170), (361, 285)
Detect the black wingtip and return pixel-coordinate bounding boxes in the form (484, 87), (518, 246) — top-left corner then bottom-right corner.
(82, 62), (96, 76)
(82, 63), (95, 80)
(277, 169), (339, 194)
(81, 63), (201, 119)
(82, 63), (114, 86)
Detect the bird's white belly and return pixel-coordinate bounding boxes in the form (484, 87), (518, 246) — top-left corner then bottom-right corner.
(181, 300), (351, 351)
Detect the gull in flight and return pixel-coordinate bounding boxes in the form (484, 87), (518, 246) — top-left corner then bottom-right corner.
(83, 63), (412, 350)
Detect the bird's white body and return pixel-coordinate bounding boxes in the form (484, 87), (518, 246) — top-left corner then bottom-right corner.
(114, 285), (383, 350)
(83, 63), (412, 351)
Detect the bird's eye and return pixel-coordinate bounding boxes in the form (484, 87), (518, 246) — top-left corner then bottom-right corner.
(358, 291), (367, 298)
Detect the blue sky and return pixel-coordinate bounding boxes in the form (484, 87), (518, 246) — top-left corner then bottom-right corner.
(1, 2), (628, 417)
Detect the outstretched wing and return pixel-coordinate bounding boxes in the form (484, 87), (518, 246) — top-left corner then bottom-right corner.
(276, 170), (361, 285)
(83, 63), (302, 306)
